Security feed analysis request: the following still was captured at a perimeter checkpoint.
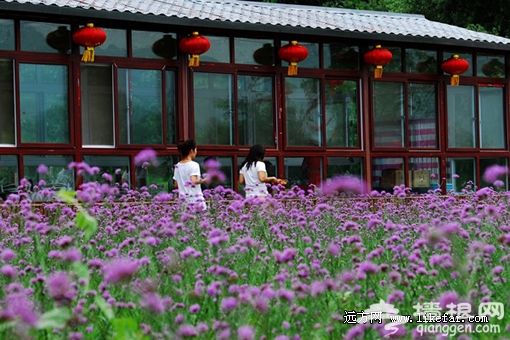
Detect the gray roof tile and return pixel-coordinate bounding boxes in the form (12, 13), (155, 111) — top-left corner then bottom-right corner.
(3, 0), (510, 46)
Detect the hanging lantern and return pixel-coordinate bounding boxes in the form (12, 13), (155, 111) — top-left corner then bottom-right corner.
(364, 45), (393, 78)
(441, 54), (469, 86)
(72, 23), (107, 62)
(152, 34), (177, 59)
(278, 41), (308, 76)
(179, 32), (210, 67)
(253, 43), (274, 66)
(46, 26), (72, 54)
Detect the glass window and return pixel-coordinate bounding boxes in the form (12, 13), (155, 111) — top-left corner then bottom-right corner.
(406, 49), (437, 74)
(0, 155), (18, 200)
(20, 64), (69, 143)
(477, 54), (505, 78)
(118, 68), (162, 144)
(133, 31), (177, 59)
(409, 157), (439, 193)
(194, 156), (233, 189)
(238, 75), (274, 146)
(252, 42), (274, 66)
(444, 52), (473, 76)
(81, 65), (114, 146)
(0, 19), (15, 51)
(480, 158), (508, 189)
(92, 28), (127, 57)
(237, 156), (277, 196)
(373, 82), (404, 148)
(447, 86), (475, 148)
(23, 155), (74, 190)
(285, 78), (321, 147)
(447, 158), (475, 193)
(194, 72), (234, 145)
(235, 38), (273, 65)
(136, 155), (179, 194)
(479, 86), (504, 148)
(408, 83), (437, 148)
(201, 36), (230, 63)
(21, 21), (71, 54)
(166, 71), (177, 144)
(82, 155), (130, 186)
(325, 79), (358, 147)
(384, 47), (402, 73)
(327, 157), (363, 179)
(324, 44), (359, 71)
(372, 157), (404, 192)
(284, 156), (322, 189)
(0, 60), (15, 145)
(298, 42), (319, 69)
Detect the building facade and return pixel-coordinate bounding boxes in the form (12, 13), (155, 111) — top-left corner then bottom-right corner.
(1, 0), (510, 197)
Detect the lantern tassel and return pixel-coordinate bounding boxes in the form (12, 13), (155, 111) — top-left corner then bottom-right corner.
(450, 74), (460, 86)
(189, 54), (200, 67)
(82, 47), (95, 63)
(288, 62), (298, 76)
(374, 65), (383, 78)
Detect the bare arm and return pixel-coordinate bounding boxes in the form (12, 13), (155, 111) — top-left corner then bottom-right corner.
(239, 173), (245, 185)
(174, 180), (178, 189)
(258, 171), (278, 184)
(190, 175), (206, 185)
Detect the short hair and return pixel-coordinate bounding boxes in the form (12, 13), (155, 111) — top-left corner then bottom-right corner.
(177, 139), (197, 158)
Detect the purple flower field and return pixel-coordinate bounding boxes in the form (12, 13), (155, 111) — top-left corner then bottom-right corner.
(0, 172), (509, 339)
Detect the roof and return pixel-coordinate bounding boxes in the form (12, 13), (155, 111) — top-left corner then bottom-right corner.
(2, 0), (510, 50)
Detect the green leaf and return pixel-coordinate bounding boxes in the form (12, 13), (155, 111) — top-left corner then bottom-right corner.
(112, 318), (145, 340)
(72, 262), (90, 292)
(56, 189), (77, 204)
(76, 211), (98, 241)
(35, 307), (72, 330)
(94, 296), (114, 321)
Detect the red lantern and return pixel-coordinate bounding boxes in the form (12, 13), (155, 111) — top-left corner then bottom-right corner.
(72, 23), (107, 62)
(278, 41), (308, 76)
(364, 45), (393, 78)
(179, 32), (210, 67)
(441, 54), (469, 86)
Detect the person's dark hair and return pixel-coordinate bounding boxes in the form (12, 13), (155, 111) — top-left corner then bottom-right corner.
(240, 144), (266, 171)
(177, 139), (197, 158)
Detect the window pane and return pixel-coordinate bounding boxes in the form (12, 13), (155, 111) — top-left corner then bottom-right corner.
(21, 21), (71, 54)
(195, 156), (233, 189)
(299, 42), (319, 69)
(384, 47), (402, 73)
(447, 85), (475, 148)
(324, 44), (359, 70)
(118, 69), (162, 144)
(252, 42), (274, 66)
(480, 86), (504, 148)
(444, 52), (473, 76)
(92, 28), (126, 57)
(447, 158), (475, 193)
(409, 83), (437, 148)
(194, 72), (234, 145)
(166, 71), (177, 144)
(285, 78), (321, 146)
(238, 75), (274, 146)
(373, 82), (404, 148)
(0, 60), (15, 144)
(372, 157), (404, 192)
(327, 157), (363, 179)
(480, 158), (507, 189)
(201, 36), (230, 63)
(0, 19), (15, 51)
(325, 79), (358, 147)
(20, 64), (69, 143)
(23, 155), (74, 190)
(284, 156), (322, 190)
(406, 49), (437, 74)
(82, 155), (130, 186)
(477, 54), (505, 78)
(136, 155), (179, 194)
(409, 157), (439, 193)
(81, 65), (113, 146)
(133, 31), (177, 59)
(0, 155), (18, 200)
(235, 38), (273, 65)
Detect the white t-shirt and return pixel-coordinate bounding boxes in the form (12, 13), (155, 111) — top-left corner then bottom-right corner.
(240, 161), (269, 198)
(173, 161), (206, 210)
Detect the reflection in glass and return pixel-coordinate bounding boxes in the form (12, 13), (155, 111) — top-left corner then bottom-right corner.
(285, 78), (321, 146)
(92, 28), (127, 57)
(447, 158), (475, 193)
(194, 72), (234, 145)
(133, 31), (177, 59)
(298, 42), (319, 69)
(480, 158), (508, 189)
(20, 64), (69, 143)
(195, 156), (233, 189)
(406, 49), (437, 74)
(325, 79), (358, 147)
(81, 65), (114, 146)
(201, 36), (230, 63)
(118, 69), (162, 144)
(324, 44), (359, 70)
(480, 86), (504, 148)
(284, 157), (322, 189)
(372, 157), (404, 192)
(384, 47), (401, 73)
(21, 21), (71, 54)
(444, 52), (473, 76)
(238, 75), (274, 146)
(327, 157), (363, 179)
(447, 85), (475, 148)
(0, 155), (18, 200)
(252, 43), (274, 66)
(408, 83), (437, 148)
(0, 60), (15, 144)
(235, 38), (273, 65)
(136, 155), (179, 195)
(0, 19), (15, 50)
(24, 155), (75, 190)
(373, 82), (403, 148)
(166, 71), (177, 144)
(409, 157), (439, 193)
(82, 155), (130, 186)
(477, 54), (505, 78)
